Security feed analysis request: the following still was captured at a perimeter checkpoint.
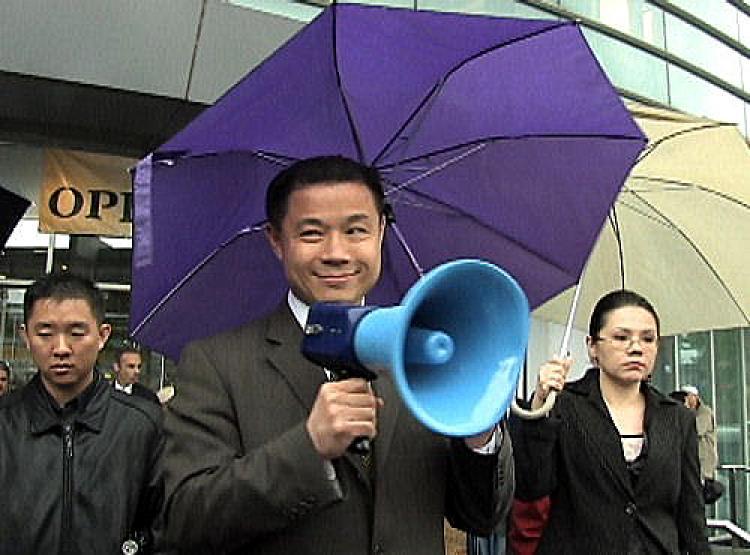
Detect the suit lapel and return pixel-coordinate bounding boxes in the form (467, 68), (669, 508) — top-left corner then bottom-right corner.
(568, 372), (634, 498)
(265, 303), (378, 490)
(371, 369), (400, 475)
(265, 303), (325, 412)
(634, 390), (675, 497)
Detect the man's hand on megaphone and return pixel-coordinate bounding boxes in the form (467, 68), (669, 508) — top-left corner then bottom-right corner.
(532, 356), (573, 410)
(306, 378), (384, 459)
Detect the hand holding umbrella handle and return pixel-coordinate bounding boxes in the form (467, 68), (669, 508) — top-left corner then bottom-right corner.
(509, 281), (580, 420)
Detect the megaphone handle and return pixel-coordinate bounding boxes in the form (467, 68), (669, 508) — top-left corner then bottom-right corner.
(510, 391), (557, 420)
(348, 436), (371, 455)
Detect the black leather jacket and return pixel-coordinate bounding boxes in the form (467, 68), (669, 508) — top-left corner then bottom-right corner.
(0, 371), (164, 555)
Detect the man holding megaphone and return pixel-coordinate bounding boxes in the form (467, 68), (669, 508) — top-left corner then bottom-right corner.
(160, 156), (514, 554)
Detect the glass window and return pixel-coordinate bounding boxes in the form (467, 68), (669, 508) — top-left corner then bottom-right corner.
(419, 0), (556, 18)
(651, 335), (676, 395)
(562, 0), (666, 48)
(669, 0), (740, 39)
(668, 64), (746, 132)
(582, 28), (669, 103)
(715, 328), (745, 465)
(677, 331), (712, 406)
(226, 0), (321, 22)
(664, 13), (743, 90)
(741, 14), (750, 96)
(740, 10), (750, 48)
(0, 287), (29, 392)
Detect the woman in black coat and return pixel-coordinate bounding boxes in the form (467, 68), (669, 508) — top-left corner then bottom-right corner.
(513, 290), (709, 554)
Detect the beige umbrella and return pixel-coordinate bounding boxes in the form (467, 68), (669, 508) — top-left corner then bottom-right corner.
(534, 101), (750, 337)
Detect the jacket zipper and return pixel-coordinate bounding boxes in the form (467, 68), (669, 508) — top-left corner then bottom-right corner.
(61, 423), (74, 555)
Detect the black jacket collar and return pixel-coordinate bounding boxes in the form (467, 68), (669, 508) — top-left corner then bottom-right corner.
(26, 370), (110, 435)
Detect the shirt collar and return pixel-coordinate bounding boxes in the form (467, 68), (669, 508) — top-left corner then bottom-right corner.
(287, 290), (309, 330)
(114, 381), (133, 395)
(286, 290), (366, 330)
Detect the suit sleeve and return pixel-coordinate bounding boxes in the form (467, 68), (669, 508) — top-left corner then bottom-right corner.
(135, 409), (165, 554)
(508, 401), (562, 501)
(677, 411), (710, 554)
(444, 420), (515, 536)
(161, 339), (344, 553)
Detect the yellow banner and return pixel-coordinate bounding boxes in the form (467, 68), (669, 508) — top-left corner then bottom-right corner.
(39, 149), (136, 237)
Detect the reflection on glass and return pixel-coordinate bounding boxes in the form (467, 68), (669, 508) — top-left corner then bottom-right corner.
(715, 329), (744, 449)
(650, 335), (675, 395)
(665, 13), (743, 90)
(740, 10), (750, 47)
(669, 0), (739, 38)
(562, 0), (665, 48)
(678, 331), (712, 406)
(226, 0), (321, 22)
(668, 65), (746, 131)
(714, 328), (745, 526)
(583, 28), (669, 104)
(419, 0), (555, 18)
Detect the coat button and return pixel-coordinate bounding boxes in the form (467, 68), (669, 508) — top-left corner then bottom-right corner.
(625, 502), (636, 516)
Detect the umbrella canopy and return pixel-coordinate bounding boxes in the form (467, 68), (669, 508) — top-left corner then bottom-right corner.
(534, 102), (750, 336)
(130, 3), (645, 360)
(0, 185), (30, 249)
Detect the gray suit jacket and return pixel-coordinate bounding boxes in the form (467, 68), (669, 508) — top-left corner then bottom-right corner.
(161, 303), (513, 554)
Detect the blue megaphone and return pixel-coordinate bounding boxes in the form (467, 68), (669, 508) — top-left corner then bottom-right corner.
(302, 259), (529, 437)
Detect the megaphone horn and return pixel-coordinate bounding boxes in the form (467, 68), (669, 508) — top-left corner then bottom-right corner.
(302, 259), (530, 437)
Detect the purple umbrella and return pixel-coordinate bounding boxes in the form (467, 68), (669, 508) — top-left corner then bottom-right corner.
(130, 4), (645, 360)
(0, 186), (30, 249)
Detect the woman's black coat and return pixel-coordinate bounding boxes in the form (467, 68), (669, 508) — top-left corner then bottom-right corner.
(511, 368), (709, 554)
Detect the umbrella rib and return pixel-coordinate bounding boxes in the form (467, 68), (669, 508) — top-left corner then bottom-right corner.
(370, 21), (571, 166)
(627, 176), (750, 210)
(130, 226), (265, 336)
(388, 186), (577, 278)
(386, 143), (488, 193)
(635, 122), (734, 165)
(607, 207), (626, 290)
(377, 132), (644, 177)
(625, 189), (750, 325)
(331, 5), (366, 163)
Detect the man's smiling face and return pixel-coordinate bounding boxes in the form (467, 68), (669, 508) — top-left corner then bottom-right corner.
(266, 181), (385, 305)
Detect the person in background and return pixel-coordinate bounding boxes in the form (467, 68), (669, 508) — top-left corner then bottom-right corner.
(679, 384), (723, 505)
(160, 155), (514, 554)
(113, 343), (161, 405)
(0, 360), (10, 396)
(511, 289), (708, 554)
(0, 273), (164, 554)
(681, 385), (718, 484)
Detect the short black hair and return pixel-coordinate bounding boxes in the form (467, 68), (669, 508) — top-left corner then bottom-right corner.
(588, 289), (660, 338)
(24, 273), (106, 325)
(265, 156), (386, 230)
(115, 343), (142, 365)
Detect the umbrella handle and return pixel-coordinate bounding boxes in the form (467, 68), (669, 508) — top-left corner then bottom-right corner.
(509, 280), (582, 420)
(510, 391), (557, 419)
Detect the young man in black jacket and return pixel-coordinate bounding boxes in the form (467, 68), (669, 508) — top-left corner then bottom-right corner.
(0, 273), (164, 555)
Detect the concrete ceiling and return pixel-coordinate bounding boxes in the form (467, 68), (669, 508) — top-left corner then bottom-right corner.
(0, 0), (305, 157)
